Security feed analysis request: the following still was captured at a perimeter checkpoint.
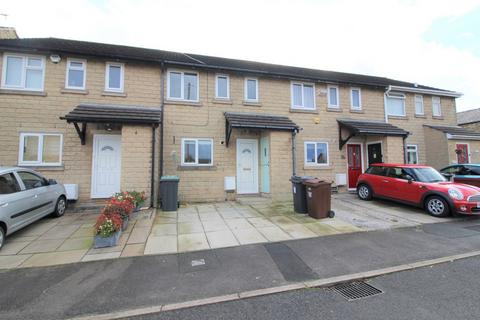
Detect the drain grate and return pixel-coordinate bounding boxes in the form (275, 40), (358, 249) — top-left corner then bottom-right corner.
(332, 281), (383, 301)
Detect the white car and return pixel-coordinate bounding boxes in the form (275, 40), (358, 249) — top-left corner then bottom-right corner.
(0, 167), (67, 249)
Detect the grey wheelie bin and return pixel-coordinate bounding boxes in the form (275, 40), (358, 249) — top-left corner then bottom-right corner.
(160, 176), (180, 211)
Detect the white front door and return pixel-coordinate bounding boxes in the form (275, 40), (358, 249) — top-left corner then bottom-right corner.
(236, 139), (259, 194)
(91, 134), (122, 198)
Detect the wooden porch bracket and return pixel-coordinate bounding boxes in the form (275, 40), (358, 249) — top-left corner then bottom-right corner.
(73, 122), (87, 145)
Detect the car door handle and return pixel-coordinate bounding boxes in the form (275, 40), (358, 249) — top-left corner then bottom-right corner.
(33, 194), (38, 198)
(0, 202), (8, 208)
(382, 180), (389, 183)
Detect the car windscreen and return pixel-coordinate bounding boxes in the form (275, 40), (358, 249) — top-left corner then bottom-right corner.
(411, 168), (447, 183)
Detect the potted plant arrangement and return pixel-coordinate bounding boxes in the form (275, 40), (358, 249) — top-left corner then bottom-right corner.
(94, 213), (123, 248)
(130, 191), (147, 212)
(103, 200), (133, 231)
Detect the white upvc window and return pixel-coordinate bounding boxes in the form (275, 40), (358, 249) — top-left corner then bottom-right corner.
(350, 87), (362, 110)
(105, 62), (124, 92)
(406, 144), (418, 164)
(386, 92), (406, 116)
(65, 59), (86, 90)
(414, 94), (424, 115)
(215, 74), (230, 99)
(432, 96), (442, 117)
(18, 133), (63, 166)
(1, 53), (45, 91)
(167, 70), (199, 101)
(327, 85), (339, 108)
(181, 138), (213, 166)
(244, 77), (259, 102)
(304, 141), (329, 166)
(291, 82), (315, 109)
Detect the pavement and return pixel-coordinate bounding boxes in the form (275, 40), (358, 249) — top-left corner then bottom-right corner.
(2, 217), (480, 320)
(128, 255), (480, 320)
(0, 193), (456, 270)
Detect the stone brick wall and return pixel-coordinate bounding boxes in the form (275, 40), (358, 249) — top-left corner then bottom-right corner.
(460, 122), (480, 132)
(424, 126), (449, 169)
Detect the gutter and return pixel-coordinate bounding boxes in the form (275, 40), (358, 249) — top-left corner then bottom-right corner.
(388, 85), (463, 98)
(446, 134), (480, 141)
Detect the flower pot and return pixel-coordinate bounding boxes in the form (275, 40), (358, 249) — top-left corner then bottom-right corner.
(94, 230), (122, 248)
(134, 201), (144, 212)
(121, 216), (129, 231)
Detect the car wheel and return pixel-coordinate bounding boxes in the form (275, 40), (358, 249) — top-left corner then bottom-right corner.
(52, 196), (67, 218)
(357, 184), (373, 201)
(425, 196), (450, 217)
(0, 226), (5, 250)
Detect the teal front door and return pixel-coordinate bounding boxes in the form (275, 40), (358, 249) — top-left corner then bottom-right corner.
(260, 136), (270, 193)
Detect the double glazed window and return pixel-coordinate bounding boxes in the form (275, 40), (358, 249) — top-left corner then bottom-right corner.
(1, 54), (45, 91)
(432, 96), (442, 117)
(215, 74), (229, 99)
(66, 59), (86, 90)
(304, 142), (329, 166)
(244, 78), (258, 102)
(414, 95), (424, 115)
(291, 82), (315, 109)
(386, 92), (406, 116)
(327, 85), (339, 108)
(19, 133), (63, 166)
(350, 88), (361, 110)
(168, 70), (199, 101)
(406, 145), (418, 164)
(181, 139), (213, 166)
(105, 62), (124, 92)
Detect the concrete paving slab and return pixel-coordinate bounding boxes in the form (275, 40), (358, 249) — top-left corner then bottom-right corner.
(121, 244), (145, 257)
(19, 239), (64, 254)
(7, 235), (38, 243)
(232, 228), (268, 245)
(128, 227), (151, 244)
(144, 235), (177, 255)
(0, 254), (32, 269)
(0, 241), (31, 256)
(257, 226), (292, 242)
(178, 233), (210, 252)
(154, 216), (177, 224)
(37, 225), (80, 240)
(247, 217), (276, 228)
(178, 221), (204, 234)
(202, 219), (229, 232)
(14, 221), (57, 237)
(206, 230), (239, 248)
(304, 222), (342, 236)
(280, 224), (317, 239)
(21, 249), (87, 267)
(225, 218), (254, 230)
(81, 251), (121, 262)
(70, 226), (94, 239)
(57, 237), (94, 251)
(199, 212), (223, 221)
(151, 224), (177, 236)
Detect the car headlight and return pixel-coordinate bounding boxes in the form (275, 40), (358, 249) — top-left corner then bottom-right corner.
(448, 188), (464, 200)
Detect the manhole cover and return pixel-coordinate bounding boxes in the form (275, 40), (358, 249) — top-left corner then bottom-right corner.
(332, 281), (383, 301)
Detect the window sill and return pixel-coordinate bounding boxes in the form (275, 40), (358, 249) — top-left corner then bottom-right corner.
(289, 108), (318, 114)
(326, 107), (342, 112)
(303, 165), (332, 170)
(177, 165), (217, 171)
(0, 89), (47, 96)
(388, 115), (408, 120)
(61, 88), (89, 95)
(242, 101), (262, 107)
(17, 165), (64, 171)
(212, 99), (233, 105)
(165, 100), (202, 107)
(414, 114), (426, 118)
(102, 91), (127, 97)
(432, 116), (444, 120)
(349, 109), (364, 113)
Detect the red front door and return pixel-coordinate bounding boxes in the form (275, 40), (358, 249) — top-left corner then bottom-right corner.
(347, 144), (362, 189)
(456, 144), (469, 164)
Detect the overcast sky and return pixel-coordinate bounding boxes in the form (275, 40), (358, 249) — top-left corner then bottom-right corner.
(2, 0), (479, 111)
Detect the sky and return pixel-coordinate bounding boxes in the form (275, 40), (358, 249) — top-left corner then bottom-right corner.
(1, 0), (479, 111)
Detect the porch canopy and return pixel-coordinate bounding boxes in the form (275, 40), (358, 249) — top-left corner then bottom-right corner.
(424, 125), (480, 140)
(60, 103), (162, 145)
(224, 112), (299, 147)
(337, 118), (409, 149)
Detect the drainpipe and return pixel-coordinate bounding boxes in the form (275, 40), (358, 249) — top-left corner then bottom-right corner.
(384, 85), (392, 123)
(159, 61), (165, 205)
(291, 131), (297, 176)
(402, 135), (407, 164)
(150, 125), (156, 208)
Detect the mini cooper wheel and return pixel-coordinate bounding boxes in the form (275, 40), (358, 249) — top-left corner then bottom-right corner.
(52, 196), (67, 218)
(425, 196), (450, 217)
(357, 184), (372, 201)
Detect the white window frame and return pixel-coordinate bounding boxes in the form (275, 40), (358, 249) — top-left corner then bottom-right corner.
(215, 74), (230, 99)
(432, 96), (442, 117)
(167, 69), (200, 102)
(406, 144), (419, 164)
(65, 58), (87, 90)
(1, 53), (45, 91)
(18, 133), (63, 166)
(105, 62), (124, 92)
(244, 77), (259, 102)
(304, 141), (329, 166)
(385, 92), (406, 117)
(291, 82), (316, 110)
(414, 94), (424, 115)
(327, 85), (340, 108)
(350, 87), (362, 110)
(181, 138), (214, 166)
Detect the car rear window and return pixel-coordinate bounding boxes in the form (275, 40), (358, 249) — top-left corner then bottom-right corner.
(466, 166), (480, 175)
(366, 166), (386, 176)
(0, 173), (21, 194)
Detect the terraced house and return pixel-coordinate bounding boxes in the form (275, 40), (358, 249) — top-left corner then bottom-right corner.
(0, 29), (476, 206)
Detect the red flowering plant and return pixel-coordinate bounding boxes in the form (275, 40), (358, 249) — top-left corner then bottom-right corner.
(128, 191), (147, 207)
(113, 191), (136, 206)
(95, 213), (122, 237)
(106, 197), (135, 219)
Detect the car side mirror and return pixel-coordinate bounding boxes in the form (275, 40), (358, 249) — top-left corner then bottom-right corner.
(48, 179), (57, 185)
(405, 175), (414, 183)
(442, 173), (453, 180)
